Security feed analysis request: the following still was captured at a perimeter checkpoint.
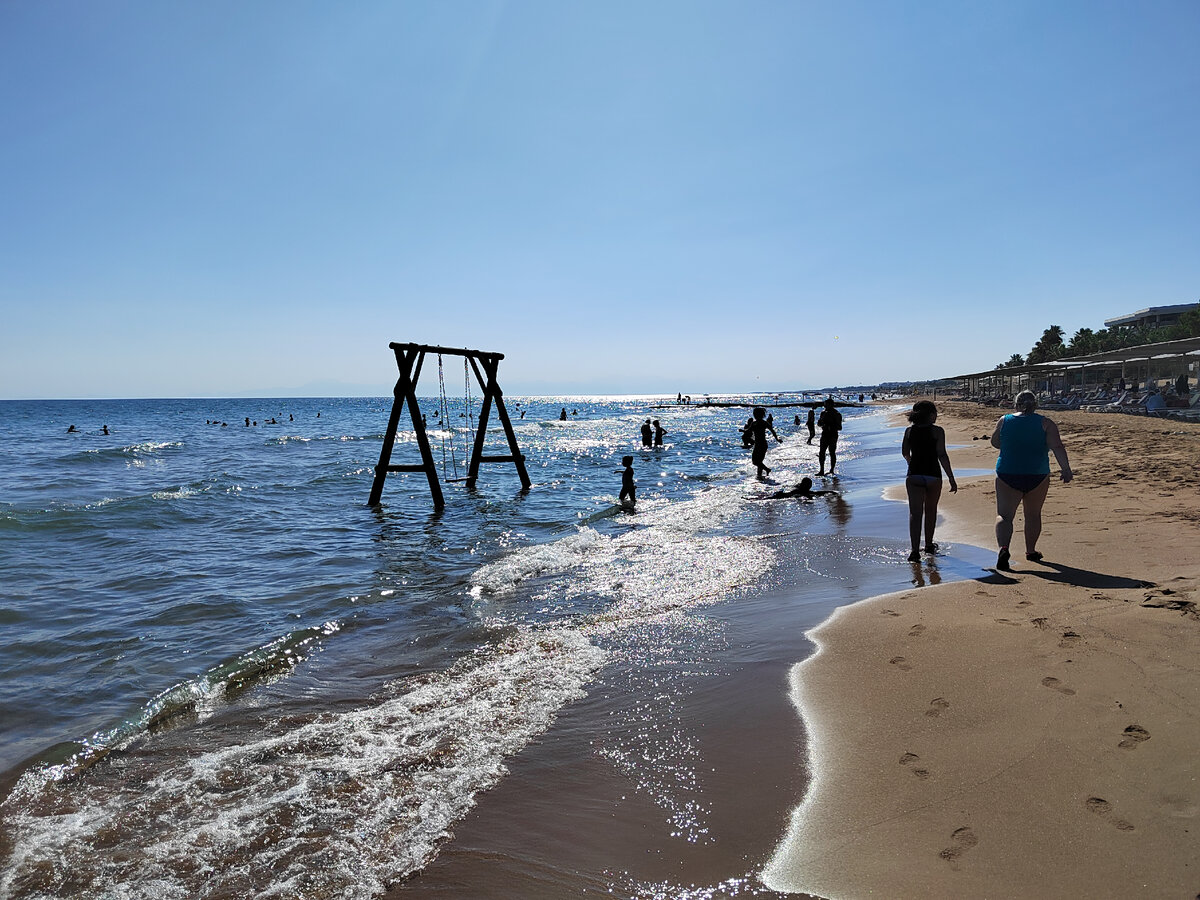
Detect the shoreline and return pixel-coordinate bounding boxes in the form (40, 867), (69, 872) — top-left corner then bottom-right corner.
(764, 402), (1200, 898)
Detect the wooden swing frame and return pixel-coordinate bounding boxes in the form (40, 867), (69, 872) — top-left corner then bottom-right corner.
(368, 342), (531, 509)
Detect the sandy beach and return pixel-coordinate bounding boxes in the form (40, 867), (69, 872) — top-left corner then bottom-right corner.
(764, 402), (1200, 898)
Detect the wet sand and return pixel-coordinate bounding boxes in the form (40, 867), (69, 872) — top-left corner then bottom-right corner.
(764, 403), (1200, 898)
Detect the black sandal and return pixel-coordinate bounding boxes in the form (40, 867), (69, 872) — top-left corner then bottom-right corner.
(997, 547), (1011, 571)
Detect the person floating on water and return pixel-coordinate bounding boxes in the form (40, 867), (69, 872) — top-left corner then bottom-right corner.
(641, 419), (653, 447)
(66, 424), (78, 433)
(747, 406), (781, 478)
(817, 398), (842, 475)
(653, 419), (666, 446)
(618, 455), (636, 506)
(749, 476), (838, 500)
(806, 407), (816, 445)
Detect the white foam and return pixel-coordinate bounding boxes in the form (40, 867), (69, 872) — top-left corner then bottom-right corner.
(0, 629), (605, 899)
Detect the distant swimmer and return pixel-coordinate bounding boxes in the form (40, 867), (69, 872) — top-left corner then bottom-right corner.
(816, 398), (842, 476)
(747, 406), (781, 478)
(618, 455), (636, 506)
(66, 424), (78, 433)
(806, 407), (816, 445)
(652, 419), (666, 446)
(245, 417), (250, 427)
(641, 419), (653, 447)
(749, 476), (838, 500)
(102, 425), (109, 435)
(560, 408), (568, 421)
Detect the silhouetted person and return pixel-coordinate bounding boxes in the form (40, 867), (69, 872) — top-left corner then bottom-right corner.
(245, 417), (250, 427)
(66, 424), (78, 433)
(653, 419), (666, 446)
(102, 425), (109, 435)
(619, 455), (636, 505)
(806, 408), (816, 445)
(740, 415), (755, 448)
(747, 406), (781, 477)
(750, 476), (838, 500)
(817, 399), (842, 475)
(1177, 372), (1189, 396)
(902, 400), (957, 561)
(560, 408), (568, 421)
(641, 419), (653, 447)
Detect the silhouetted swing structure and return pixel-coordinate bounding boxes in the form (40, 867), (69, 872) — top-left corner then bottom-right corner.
(368, 342), (530, 509)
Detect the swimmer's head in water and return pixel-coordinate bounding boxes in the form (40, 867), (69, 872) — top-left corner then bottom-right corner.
(798, 477), (813, 492)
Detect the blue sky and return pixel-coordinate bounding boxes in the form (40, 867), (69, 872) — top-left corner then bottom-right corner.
(2, 1), (1197, 399)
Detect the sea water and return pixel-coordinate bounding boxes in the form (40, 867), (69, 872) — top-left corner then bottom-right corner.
(0, 394), (985, 898)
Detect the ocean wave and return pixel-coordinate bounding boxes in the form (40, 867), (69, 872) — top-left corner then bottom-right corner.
(0, 627), (603, 899)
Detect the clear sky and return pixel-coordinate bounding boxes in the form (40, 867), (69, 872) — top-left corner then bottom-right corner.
(2, 1), (1198, 399)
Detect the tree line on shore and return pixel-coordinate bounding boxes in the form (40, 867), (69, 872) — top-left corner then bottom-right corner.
(996, 305), (1200, 369)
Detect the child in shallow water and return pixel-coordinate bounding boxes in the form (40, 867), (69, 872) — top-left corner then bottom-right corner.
(618, 455), (636, 506)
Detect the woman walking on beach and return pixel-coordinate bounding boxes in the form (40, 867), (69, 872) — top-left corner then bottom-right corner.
(990, 390), (1073, 570)
(901, 400), (957, 561)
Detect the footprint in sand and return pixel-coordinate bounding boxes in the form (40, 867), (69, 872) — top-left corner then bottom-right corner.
(925, 697), (950, 717)
(994, 618), (1021, 626)
(1118, 724), (1151, 750)
(975, 590), (993, 598)
(908, 624), (926, 637)
(881, 609), (901, 617)
(1031, 617), (1049, 629)
(889, 656), (912, 671)
(1016, 600), (1032, 608)
(938, 826), (978, 861)
(1086, 797), (1135, 831)
(899, 752), (931, 779)
(1059, 631), (1081, 647)
(1041, 676), (1076, 695)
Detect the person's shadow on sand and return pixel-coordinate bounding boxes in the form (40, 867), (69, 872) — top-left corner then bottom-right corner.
(1028, 562), (1154, 590)
(976, 563), (1152, 590)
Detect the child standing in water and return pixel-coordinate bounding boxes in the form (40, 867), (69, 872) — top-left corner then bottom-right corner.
(747, 407), (781, 478)
(619, 455), (636, 506)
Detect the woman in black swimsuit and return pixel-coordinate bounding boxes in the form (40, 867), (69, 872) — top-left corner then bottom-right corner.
(901, 400), (957, 561)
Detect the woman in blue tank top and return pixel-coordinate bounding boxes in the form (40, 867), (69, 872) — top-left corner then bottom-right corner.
(990, 391), (1073, 571)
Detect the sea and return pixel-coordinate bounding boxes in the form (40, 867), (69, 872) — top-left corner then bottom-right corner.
(0, 393), (990, 899)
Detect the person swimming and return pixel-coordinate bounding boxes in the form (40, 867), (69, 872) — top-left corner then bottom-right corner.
(748, 476), (838, 500)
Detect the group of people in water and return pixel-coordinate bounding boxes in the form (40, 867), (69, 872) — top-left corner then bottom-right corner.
(624, 391), (1074, 573)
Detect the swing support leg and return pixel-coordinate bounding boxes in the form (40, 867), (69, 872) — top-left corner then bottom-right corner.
(466, 355), (531, 490)
(369, 347), (445, 509)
